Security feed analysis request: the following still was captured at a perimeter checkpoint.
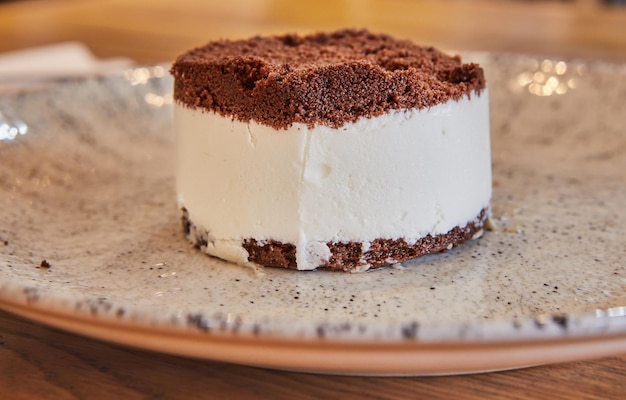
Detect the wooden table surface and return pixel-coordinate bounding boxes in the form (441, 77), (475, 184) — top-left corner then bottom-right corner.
(1, 0), (626, 398)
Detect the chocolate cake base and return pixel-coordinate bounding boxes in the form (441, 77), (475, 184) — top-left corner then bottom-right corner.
(182, 208), (488, 272)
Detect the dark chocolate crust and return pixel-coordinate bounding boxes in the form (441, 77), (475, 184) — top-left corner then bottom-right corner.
(171, 29), (486, 129)
(182, 208), (488, 272)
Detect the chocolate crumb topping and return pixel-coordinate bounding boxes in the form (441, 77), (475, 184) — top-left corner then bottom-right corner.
(171, 29), (486, 129)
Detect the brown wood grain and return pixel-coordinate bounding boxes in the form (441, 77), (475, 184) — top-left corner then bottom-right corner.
(1, 0), (626, 398)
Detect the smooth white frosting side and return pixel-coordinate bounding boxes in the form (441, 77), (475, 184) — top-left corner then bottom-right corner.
(175, 90), (491, 270)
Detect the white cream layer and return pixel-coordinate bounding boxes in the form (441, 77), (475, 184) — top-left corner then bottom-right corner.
(175, 90), (491, 270)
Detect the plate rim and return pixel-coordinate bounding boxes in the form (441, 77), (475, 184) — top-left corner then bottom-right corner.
(3, 292), (626, 375)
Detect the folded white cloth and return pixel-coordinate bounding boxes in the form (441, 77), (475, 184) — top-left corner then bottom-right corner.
(0, 42), (133, 91)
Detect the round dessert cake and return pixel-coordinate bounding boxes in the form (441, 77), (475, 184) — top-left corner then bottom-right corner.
(170, 29), (491, 272)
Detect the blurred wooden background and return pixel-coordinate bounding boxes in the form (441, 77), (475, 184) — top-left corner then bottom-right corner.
(1, 0), (626, 64)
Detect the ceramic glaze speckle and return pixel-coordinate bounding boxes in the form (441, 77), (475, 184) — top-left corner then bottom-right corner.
(0, 56), (626, 374)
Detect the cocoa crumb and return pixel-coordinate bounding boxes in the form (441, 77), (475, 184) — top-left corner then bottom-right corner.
(40, 260), (51, 269)
(171, 29), (486, 130)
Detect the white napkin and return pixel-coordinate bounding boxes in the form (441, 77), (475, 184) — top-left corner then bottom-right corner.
(0, 42), (133, 92)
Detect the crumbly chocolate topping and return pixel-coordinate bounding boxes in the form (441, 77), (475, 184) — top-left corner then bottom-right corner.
(183, 208), (487, 272)
(171, 29), (486, 129)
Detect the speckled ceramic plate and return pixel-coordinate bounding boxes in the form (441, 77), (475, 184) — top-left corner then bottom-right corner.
(1, 54), (626, 376)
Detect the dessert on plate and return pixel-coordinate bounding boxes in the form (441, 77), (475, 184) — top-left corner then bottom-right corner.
(170, 29), (491, 272)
